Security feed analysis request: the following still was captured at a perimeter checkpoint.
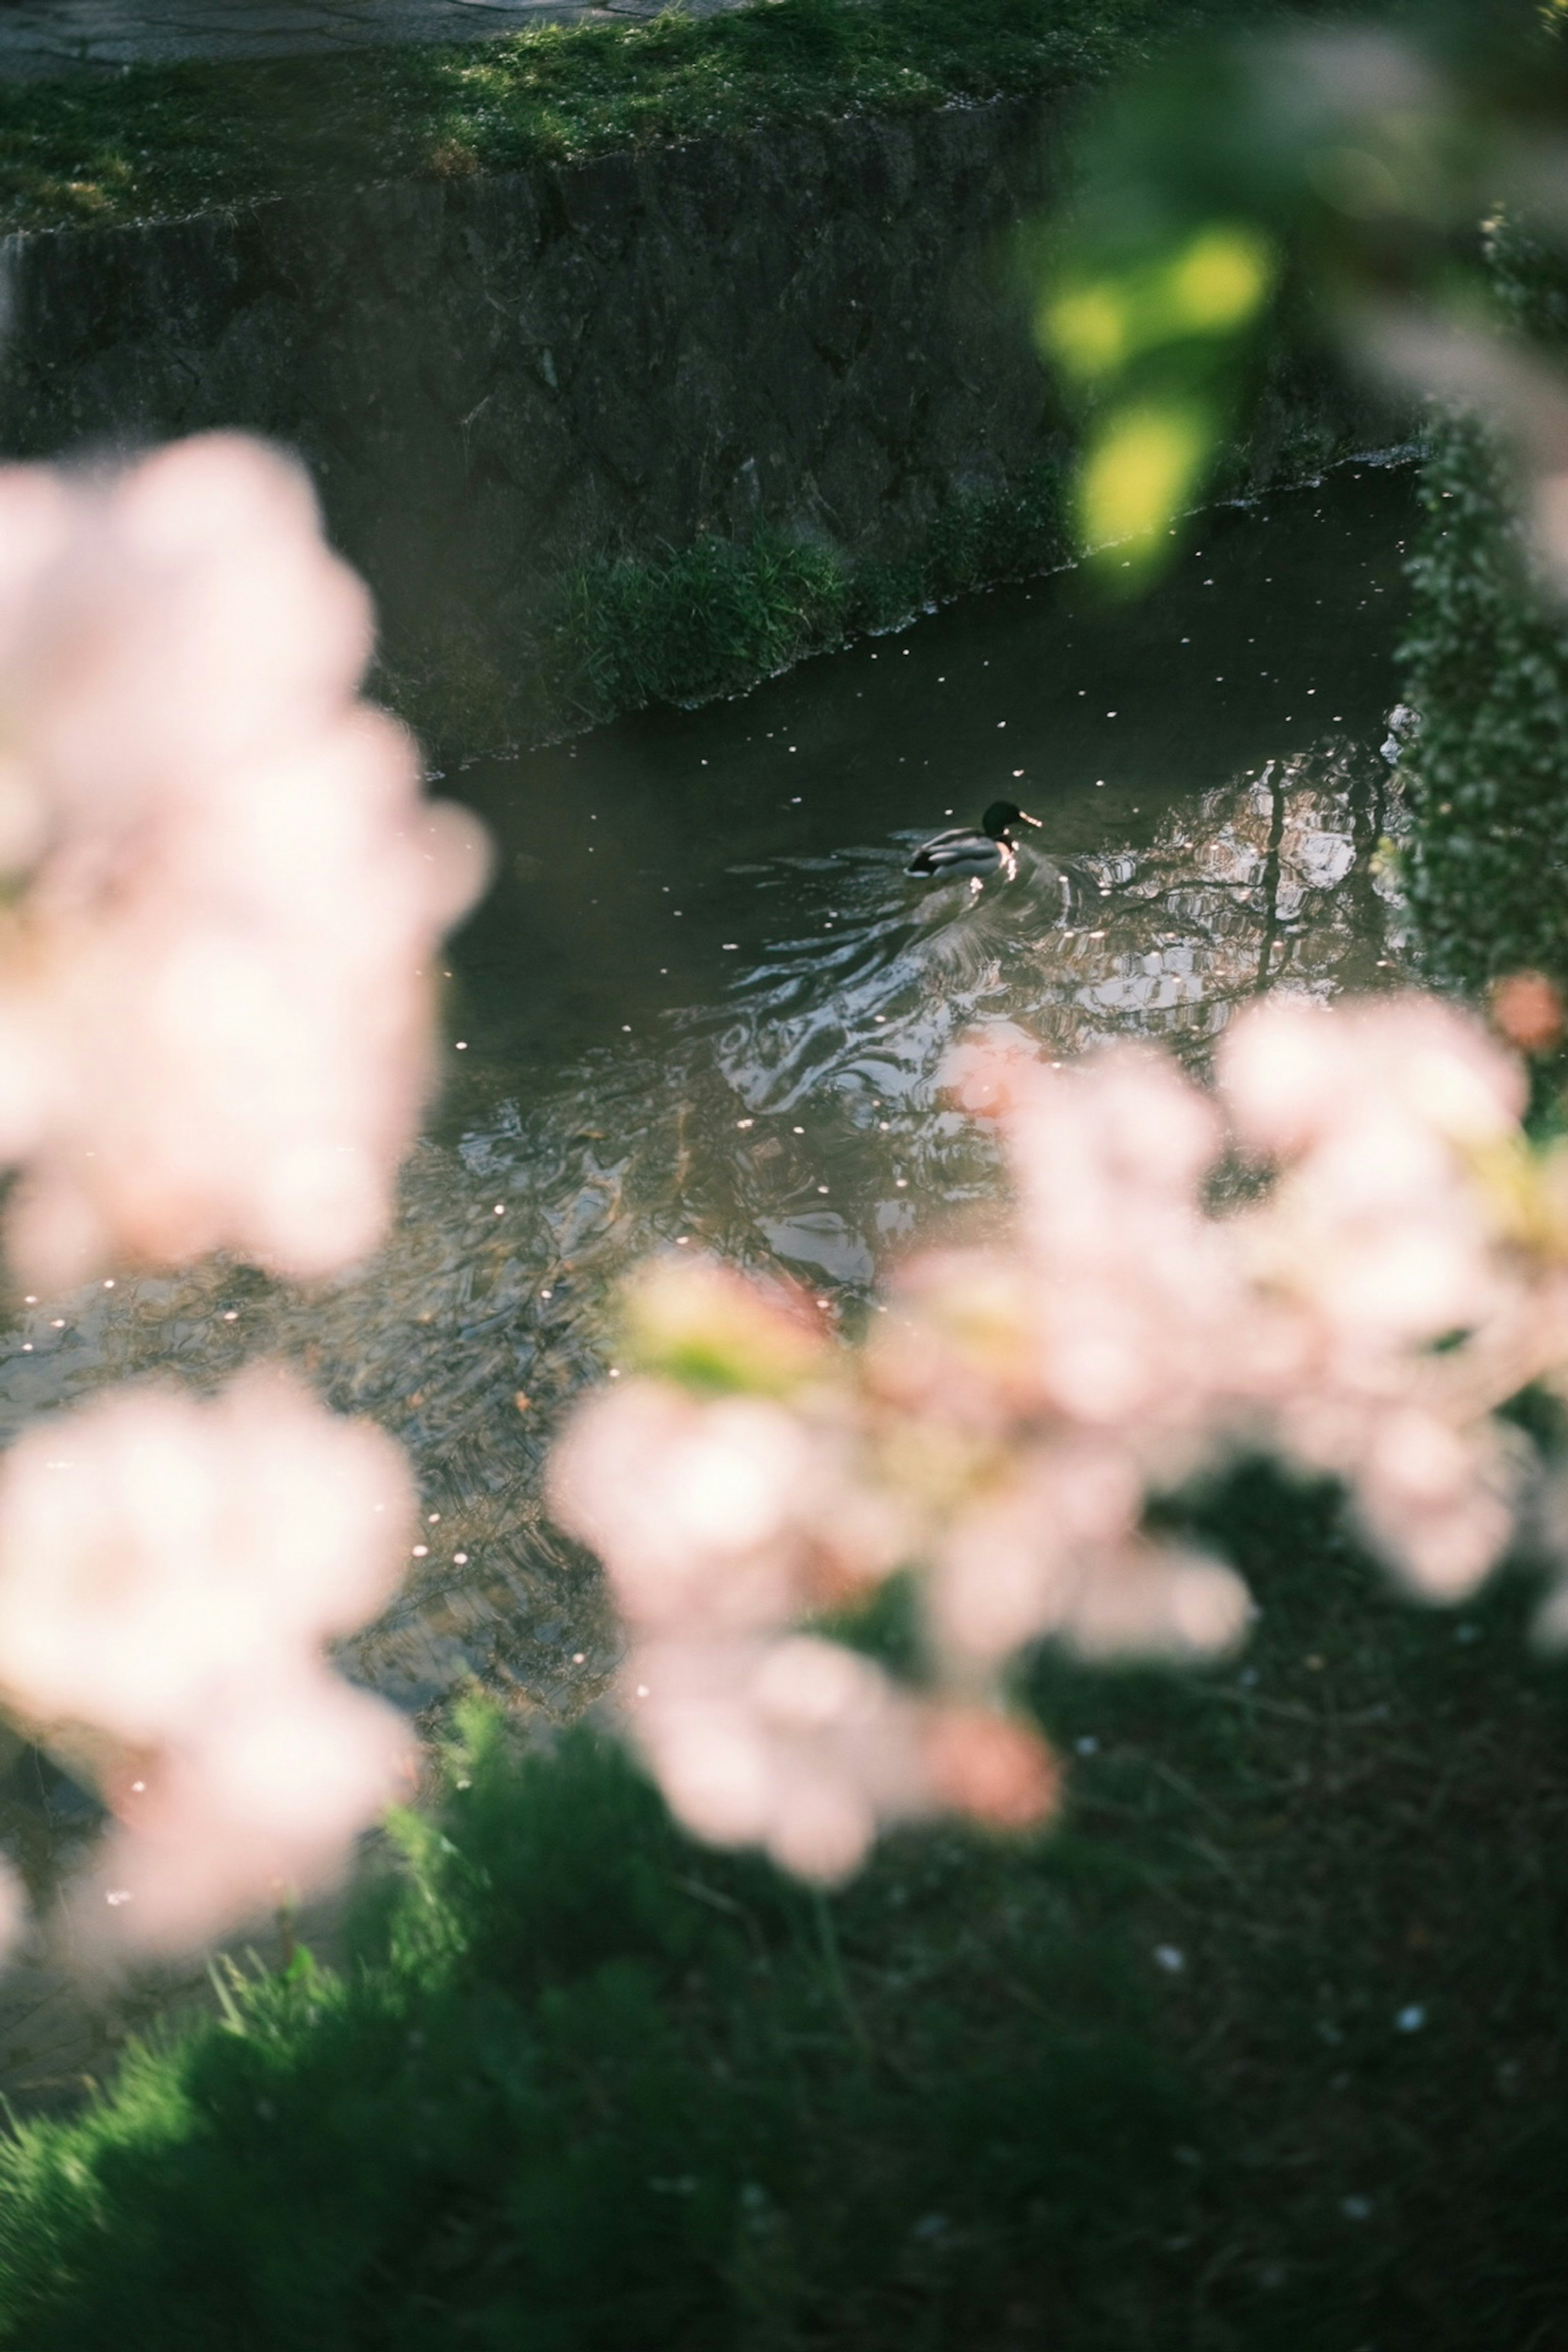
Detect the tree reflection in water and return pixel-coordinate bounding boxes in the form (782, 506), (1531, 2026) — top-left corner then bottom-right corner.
(1060, 739), (1409, 1042)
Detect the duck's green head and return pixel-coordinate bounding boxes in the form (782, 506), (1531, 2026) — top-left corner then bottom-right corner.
(982, 800), (1042, 840)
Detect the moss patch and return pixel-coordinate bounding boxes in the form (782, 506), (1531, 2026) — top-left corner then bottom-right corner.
(0, 0), (1299, 239)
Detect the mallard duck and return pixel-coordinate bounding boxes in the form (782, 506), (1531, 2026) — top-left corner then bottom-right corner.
(904, 799), (1042, 883)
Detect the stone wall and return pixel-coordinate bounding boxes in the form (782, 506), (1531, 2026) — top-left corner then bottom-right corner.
(0, 95), (1383, 743)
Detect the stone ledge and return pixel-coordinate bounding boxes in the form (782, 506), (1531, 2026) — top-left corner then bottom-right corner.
(0, 0), (742, 80)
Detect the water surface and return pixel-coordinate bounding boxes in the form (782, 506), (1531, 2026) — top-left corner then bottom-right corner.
(0, 461), (1418, 1888)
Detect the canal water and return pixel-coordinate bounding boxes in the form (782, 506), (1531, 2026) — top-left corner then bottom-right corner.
(0, 458), (1419, 2065)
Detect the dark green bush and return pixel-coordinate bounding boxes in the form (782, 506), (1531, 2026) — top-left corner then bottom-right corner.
(1401, 421), (1568, 989)
(9, 1461), (1568, 2345)
(0, 1711), (1189, 2352)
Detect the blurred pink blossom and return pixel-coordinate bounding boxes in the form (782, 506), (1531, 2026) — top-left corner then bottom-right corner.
(948, 1037), (1240, 1438)
(1491, 973), (1566, 1056)
(1219, 996), (1521, 1361)
(922, 1705), (1061, 1831)
(1220, 991), (1523, 1160)
(548, 1376), (909, 1636)
(0, 432), (490, 1288)
(619, 1635), (1059, 1880)
(1353, 1408), (1524, 1601)
(552, 989), (1568, 1883)
(1216, 994), (1538, 1592)
(0, 1368), (418, 1957)
(621, 1635), (934, 1882)
(81, 1670), (414, 1958)
(0, 432), (501, 1969)
(550, 1384), (824, 1636)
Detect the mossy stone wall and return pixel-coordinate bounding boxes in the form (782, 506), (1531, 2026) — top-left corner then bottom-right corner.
(0, 94), (1385, 746)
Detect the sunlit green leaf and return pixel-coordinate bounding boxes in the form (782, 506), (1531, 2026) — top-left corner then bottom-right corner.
(1165, 222), (1276, 333)
(1076, 398), (1219, 571)
(1037, 220), (1277, 386)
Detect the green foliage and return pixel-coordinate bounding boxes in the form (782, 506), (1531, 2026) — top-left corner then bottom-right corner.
(1027, 1), (1568, 583)
(534, 469), (1068, 733)
(7, 1472), (1568, 2345)
(539, 530), (851, 726)
(0, 0), (1287, 239)
(0, 1706), (1189, 2352)
(1400, 417), (1568, 988)
(1029, 1), (1568, 986)
(1403, 224), (1568, 992)
(1023, 31), (1334, 580)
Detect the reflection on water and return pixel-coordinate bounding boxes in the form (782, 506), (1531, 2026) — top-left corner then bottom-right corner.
(714, 735), (1405, 1100)
(0, 466), (1418, 1929)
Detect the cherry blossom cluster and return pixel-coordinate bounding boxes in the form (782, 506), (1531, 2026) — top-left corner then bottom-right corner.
(0, 434), (490, 1961)
(0, 432), (489, 1289)
(0, 1372), (418, 1957)
(551, 989), (1568, 1884)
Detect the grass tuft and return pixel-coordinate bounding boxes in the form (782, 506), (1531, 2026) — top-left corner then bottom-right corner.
(0, 0), (1303, 238)
(531, 467), (1069, 735)
(3, 1466), (1568, 2344)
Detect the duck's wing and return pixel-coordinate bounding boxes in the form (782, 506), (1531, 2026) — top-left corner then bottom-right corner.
(905, 828), (993, 878)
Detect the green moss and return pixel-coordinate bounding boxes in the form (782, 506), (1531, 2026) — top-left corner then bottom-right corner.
(1401, 423), (1568, 987)
(0, 0), (1300, 240)
(1402, 226), (1568, 991)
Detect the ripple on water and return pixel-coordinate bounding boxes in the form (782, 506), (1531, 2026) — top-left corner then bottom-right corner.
(0, 732), (1409, 1735)
(0, 466), (1421, 1950)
